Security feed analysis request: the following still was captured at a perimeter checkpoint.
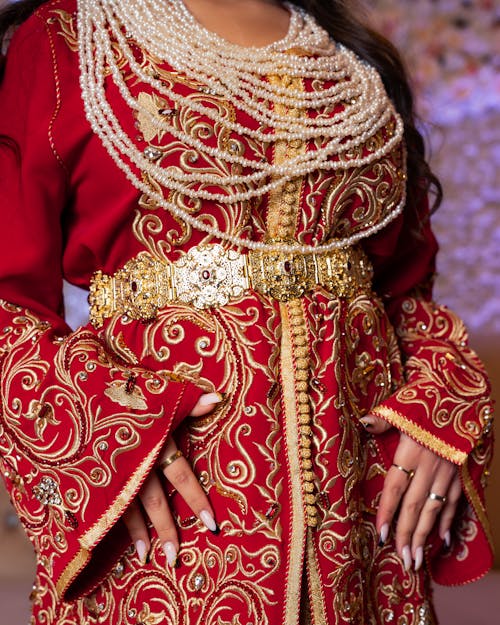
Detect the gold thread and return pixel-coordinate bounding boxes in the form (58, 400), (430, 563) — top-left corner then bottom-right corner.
(460, 461), (494, 550)
(55, 547), (90, 599)
(371, 405), (467, 464)
(80, 439), (164, 550)
(306, 530), (328, 625)
(280, 301), (306, 625)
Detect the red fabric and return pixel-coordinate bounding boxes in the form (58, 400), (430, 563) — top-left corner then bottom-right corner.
(0, 2), (493, 624)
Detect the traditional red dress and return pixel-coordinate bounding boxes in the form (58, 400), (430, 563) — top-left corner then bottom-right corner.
(0, 1), (493, 624)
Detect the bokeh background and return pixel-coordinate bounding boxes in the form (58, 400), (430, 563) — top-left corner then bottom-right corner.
(0, 0), (499, 623)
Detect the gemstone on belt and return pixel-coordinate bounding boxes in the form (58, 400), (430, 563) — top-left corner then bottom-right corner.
(174, 245), (248, 309)
(88, 243), (373, 327)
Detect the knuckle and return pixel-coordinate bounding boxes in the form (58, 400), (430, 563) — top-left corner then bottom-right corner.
(142, 494), (164, 512)
(426, 500), (444, 514)
(155, 521), (176, 537)
(412, 528), (429, 542)
(169, 467), (193, 487)
(387, 481), (406, 498)
(395, 529), (412, 546)
(403, 499), (423, 516)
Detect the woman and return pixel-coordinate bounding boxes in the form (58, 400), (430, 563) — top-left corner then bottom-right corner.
(0, 0), (493, 623)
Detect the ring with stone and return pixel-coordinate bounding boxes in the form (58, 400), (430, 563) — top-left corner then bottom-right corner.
(159, 449), (184, 471)
(391, 463), (415, 480)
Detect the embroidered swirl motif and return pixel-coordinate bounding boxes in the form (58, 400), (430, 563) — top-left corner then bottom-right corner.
(0, 6), (492, 625)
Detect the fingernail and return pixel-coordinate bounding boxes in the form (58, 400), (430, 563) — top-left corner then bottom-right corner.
(135, 539), (148, 565)
(414, 546), (424, 571)
(198, 392), (223, 406)
(444, 530), (451, 548)
(200, 509), (219, 534)
(163, 541), (177, 568)
(402, 545), (412, 571)
(378, 523), (389, 546)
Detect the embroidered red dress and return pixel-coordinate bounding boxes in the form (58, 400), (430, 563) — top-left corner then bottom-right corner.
(0, 2), (493, 624)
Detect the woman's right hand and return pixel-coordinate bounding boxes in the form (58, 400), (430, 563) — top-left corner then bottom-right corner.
(123, 392), (223, 567)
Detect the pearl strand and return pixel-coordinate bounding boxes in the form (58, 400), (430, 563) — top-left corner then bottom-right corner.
(77, 0), (407, 253)
(103, 0), (389, 129)
(82, 0), (401, 167)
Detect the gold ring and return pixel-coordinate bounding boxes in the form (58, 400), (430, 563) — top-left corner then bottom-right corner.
(159, 450), (183, 471)
(391, 463), (415, 480)
(428, 492), (447, 504)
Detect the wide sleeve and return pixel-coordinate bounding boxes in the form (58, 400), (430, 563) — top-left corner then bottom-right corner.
(365, 196), (494, 583)
(0, 16), (201, 600)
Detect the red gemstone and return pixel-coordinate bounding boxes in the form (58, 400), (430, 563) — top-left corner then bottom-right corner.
(283, 261), (292, 273)
(202, 270), (211, 280)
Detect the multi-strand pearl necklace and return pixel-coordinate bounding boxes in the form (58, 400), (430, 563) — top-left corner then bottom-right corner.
(77, 0), (406, 254)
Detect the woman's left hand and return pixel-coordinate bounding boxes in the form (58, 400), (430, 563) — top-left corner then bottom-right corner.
(360, 415), (462, 572)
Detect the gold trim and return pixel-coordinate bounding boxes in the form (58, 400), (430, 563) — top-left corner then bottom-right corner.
(460, 461), (494, 550)
(280, 302), (306, 625)
(56, 437), (166, 598)
(55, 546), (90, 598)
(266, 75), (305, 240)
(370, 405), (467, 464)
(306, 529), (328, 625)
(80, 440), (164, 549)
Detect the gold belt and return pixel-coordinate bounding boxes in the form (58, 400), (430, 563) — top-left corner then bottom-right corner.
(89, 243), (373, 327)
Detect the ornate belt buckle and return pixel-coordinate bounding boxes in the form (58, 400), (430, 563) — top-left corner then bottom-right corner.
(249, 240), (316, 302)
(117, 254), (167, 321)
(173, 244), (249, 309)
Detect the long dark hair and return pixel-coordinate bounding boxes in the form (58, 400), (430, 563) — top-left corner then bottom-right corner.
(0, 0), (442, 214)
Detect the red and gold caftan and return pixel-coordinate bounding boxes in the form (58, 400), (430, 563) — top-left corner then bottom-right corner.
(0, 1), (494, 624)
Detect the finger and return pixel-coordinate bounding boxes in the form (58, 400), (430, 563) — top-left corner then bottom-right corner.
(409, 460), (456, 555)
(123, 500), (150, 565)
(437, 472), (462, 545)
(359, 414), (393, 434)
(139, 471), (179, 567)
(189, 392), (224, 418)
(376, 439), (421, 543)
(161, 449), (219, 534)
(392, 448), (441, 561)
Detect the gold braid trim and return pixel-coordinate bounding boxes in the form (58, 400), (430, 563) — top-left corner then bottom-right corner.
(56, 436), (166, 597)
(460, 461), (494, 551)
(370, 405), (467, 464)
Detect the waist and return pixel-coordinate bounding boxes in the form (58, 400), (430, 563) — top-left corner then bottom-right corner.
(89, 242), (373, 327)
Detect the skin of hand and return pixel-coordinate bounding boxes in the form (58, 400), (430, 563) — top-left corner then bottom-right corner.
(360, 415), (462, 572)
(123, 392), (223, 567)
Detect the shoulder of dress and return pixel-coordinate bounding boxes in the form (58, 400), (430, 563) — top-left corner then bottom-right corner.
(34, 0), (77, 21)
(6, 0), (77, 53)
(30, 0), (79, 59)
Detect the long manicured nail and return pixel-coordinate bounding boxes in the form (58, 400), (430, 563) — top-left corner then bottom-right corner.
(414, 546), (424, 571)
(444, 530), (451, 548)
(198, 392), (224, 406)
(200, 510), (219, 534)
(360, 416), (375, 430)
(135, 539), (148, 565)
(402, 545), (412, 571)
(378, 523), (389, 546)
(163, 541), (177, 568)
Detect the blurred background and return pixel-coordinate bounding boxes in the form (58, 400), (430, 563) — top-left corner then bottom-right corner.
(0, 0), (499, 623)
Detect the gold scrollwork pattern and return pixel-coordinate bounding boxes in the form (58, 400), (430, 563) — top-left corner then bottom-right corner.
(0, 4), (493, 625)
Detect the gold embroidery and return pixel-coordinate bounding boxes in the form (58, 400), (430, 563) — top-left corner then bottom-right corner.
(305, 530), (328, 625)
(280, 300), (307, 625)
(460, 460), (494, 550)
(104, 380), (148, 410)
